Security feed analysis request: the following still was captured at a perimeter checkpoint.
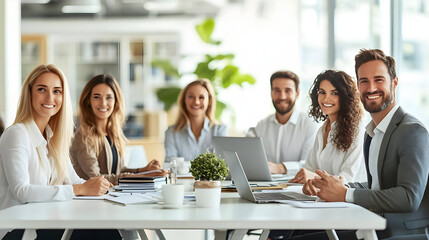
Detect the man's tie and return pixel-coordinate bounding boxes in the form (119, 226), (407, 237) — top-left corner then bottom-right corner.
(364, 135), (373, 188)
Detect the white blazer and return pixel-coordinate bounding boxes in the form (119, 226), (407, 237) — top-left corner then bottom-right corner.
(0, 120), (84, 211)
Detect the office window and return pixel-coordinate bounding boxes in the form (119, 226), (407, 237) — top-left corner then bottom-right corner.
(334, 0), (390, 74)
(300, 0), (328, 104)
(400, 0), (429, 128)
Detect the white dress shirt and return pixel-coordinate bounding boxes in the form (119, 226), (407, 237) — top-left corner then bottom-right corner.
(346, 105), (400, 202)
(164, 117), (228, 162)
(0, 120), (84, 211)
(303, 121), (367, 183)
(249, 110), (318, 174)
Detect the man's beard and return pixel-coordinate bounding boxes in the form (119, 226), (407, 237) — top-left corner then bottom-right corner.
(272, 99), (295, 115)
(361, 85), (394, 113)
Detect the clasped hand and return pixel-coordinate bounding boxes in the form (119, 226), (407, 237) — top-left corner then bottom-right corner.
(288, 168), (318, 184)
(302, 170), (347, 202)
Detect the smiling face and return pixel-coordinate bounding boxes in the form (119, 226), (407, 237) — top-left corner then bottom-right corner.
(185, 84), (209, 118)
(271, 78), (299, 115)
(357, 60), (397, 113)
(31, 72), (63, 124)
(89, 83), (115, 123)
(318, 80), (340, 122)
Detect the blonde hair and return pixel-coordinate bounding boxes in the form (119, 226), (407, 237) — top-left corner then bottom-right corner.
(77, 74), (126, 158)
(174, 79), (217, 131)
(14, 64), (73, 185)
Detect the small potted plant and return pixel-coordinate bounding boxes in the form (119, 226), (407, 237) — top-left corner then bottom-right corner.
(190, 150), (229, 208)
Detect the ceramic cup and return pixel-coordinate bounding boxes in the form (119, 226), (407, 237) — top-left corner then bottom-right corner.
(162, 184), (185, 206)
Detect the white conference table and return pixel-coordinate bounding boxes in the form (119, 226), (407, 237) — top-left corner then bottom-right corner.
(0, 192), (385, 240)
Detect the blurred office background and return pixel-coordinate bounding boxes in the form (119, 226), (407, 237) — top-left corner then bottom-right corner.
(0, 1), (428, 239)
(1, 0), (429, 147)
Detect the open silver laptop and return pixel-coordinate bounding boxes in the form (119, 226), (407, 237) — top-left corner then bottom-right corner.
(214, 136), (290, 181)
(223, 150), (317, 203)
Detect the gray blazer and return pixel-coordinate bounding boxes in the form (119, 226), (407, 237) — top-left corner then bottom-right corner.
(349, 107), (429, 238)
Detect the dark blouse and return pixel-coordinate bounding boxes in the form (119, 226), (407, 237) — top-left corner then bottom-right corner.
(105, 135), (118, 174)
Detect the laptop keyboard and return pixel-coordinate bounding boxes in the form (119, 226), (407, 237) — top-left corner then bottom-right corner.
(254, 191), (317, 201)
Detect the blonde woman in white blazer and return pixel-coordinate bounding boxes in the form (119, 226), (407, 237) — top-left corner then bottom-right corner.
(0, 64), (110, 239)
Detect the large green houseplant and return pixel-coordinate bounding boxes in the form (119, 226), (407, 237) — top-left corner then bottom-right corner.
(154, 18), (256, 119)
(189, 151), (229, 208)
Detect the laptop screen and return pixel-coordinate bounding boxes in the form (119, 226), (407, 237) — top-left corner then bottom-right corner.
(222, 150), (257, 202)
(213, 137), (272, 181)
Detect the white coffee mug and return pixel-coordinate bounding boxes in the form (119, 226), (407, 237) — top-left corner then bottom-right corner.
(162, 184), (185, 206)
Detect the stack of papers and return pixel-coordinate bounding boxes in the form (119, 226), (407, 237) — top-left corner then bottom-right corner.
(115, 176), (166, 192)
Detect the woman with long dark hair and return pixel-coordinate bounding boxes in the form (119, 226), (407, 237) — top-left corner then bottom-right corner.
(71, 74), (167, 185)
(289, 70), (366, 184)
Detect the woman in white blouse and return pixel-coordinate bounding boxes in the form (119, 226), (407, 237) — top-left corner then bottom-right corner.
(289, 70), (366, 184)
(0, 64), (110, 239)
(164, 79), (227, 162)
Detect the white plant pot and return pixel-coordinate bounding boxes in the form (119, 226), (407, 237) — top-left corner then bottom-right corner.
(194, 181), (222, 208)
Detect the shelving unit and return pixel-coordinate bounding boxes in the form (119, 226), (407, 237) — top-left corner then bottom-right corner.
(21, 35), (46, 82)
(21, 34), (179, 138)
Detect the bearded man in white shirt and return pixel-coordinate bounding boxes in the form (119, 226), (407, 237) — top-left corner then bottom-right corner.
(249, 71), (318, 175)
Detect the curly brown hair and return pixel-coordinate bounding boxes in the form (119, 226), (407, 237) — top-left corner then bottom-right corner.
(309, 70), (363, 152)
(77, 74), (127, 158)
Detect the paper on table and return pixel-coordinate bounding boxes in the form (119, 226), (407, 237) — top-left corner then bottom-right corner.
(136, 169), (163, 175)
(282, 185), (304, 191)
(73, 195), (107, 200)
(109, 192), (148, 197)
(116, 189), (157, 193)
(277, 200), (353, 208)
(105, 194), (159, 205)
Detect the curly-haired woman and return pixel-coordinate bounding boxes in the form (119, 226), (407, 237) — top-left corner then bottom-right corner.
(289, 70), (366, 184)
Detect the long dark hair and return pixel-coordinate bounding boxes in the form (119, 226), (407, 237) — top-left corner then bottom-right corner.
(309, 70), (363, 151)
(77, 74), (126, 157)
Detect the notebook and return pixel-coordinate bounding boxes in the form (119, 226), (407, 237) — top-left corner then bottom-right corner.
(222, 150), (317, 203)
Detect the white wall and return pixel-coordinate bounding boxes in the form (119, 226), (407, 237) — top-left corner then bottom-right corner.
(20, 0), (307, 134)
(0, 0), (21, 127)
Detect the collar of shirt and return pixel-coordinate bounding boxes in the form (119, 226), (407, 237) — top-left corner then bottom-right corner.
(186, 117), (211, 136)
(26, 120), (55, 184)
(26, 120), (53, 148)
(269, 109), (300, 126)
(323, 120), (337, 137)
(365, 104), (400, 137)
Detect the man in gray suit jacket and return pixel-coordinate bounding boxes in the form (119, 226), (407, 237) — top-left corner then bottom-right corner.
(303, 49), (429, 239)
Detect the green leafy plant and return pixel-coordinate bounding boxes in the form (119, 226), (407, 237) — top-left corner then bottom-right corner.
(154, 18), (256, 119)
(189, 150), (229, 181)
